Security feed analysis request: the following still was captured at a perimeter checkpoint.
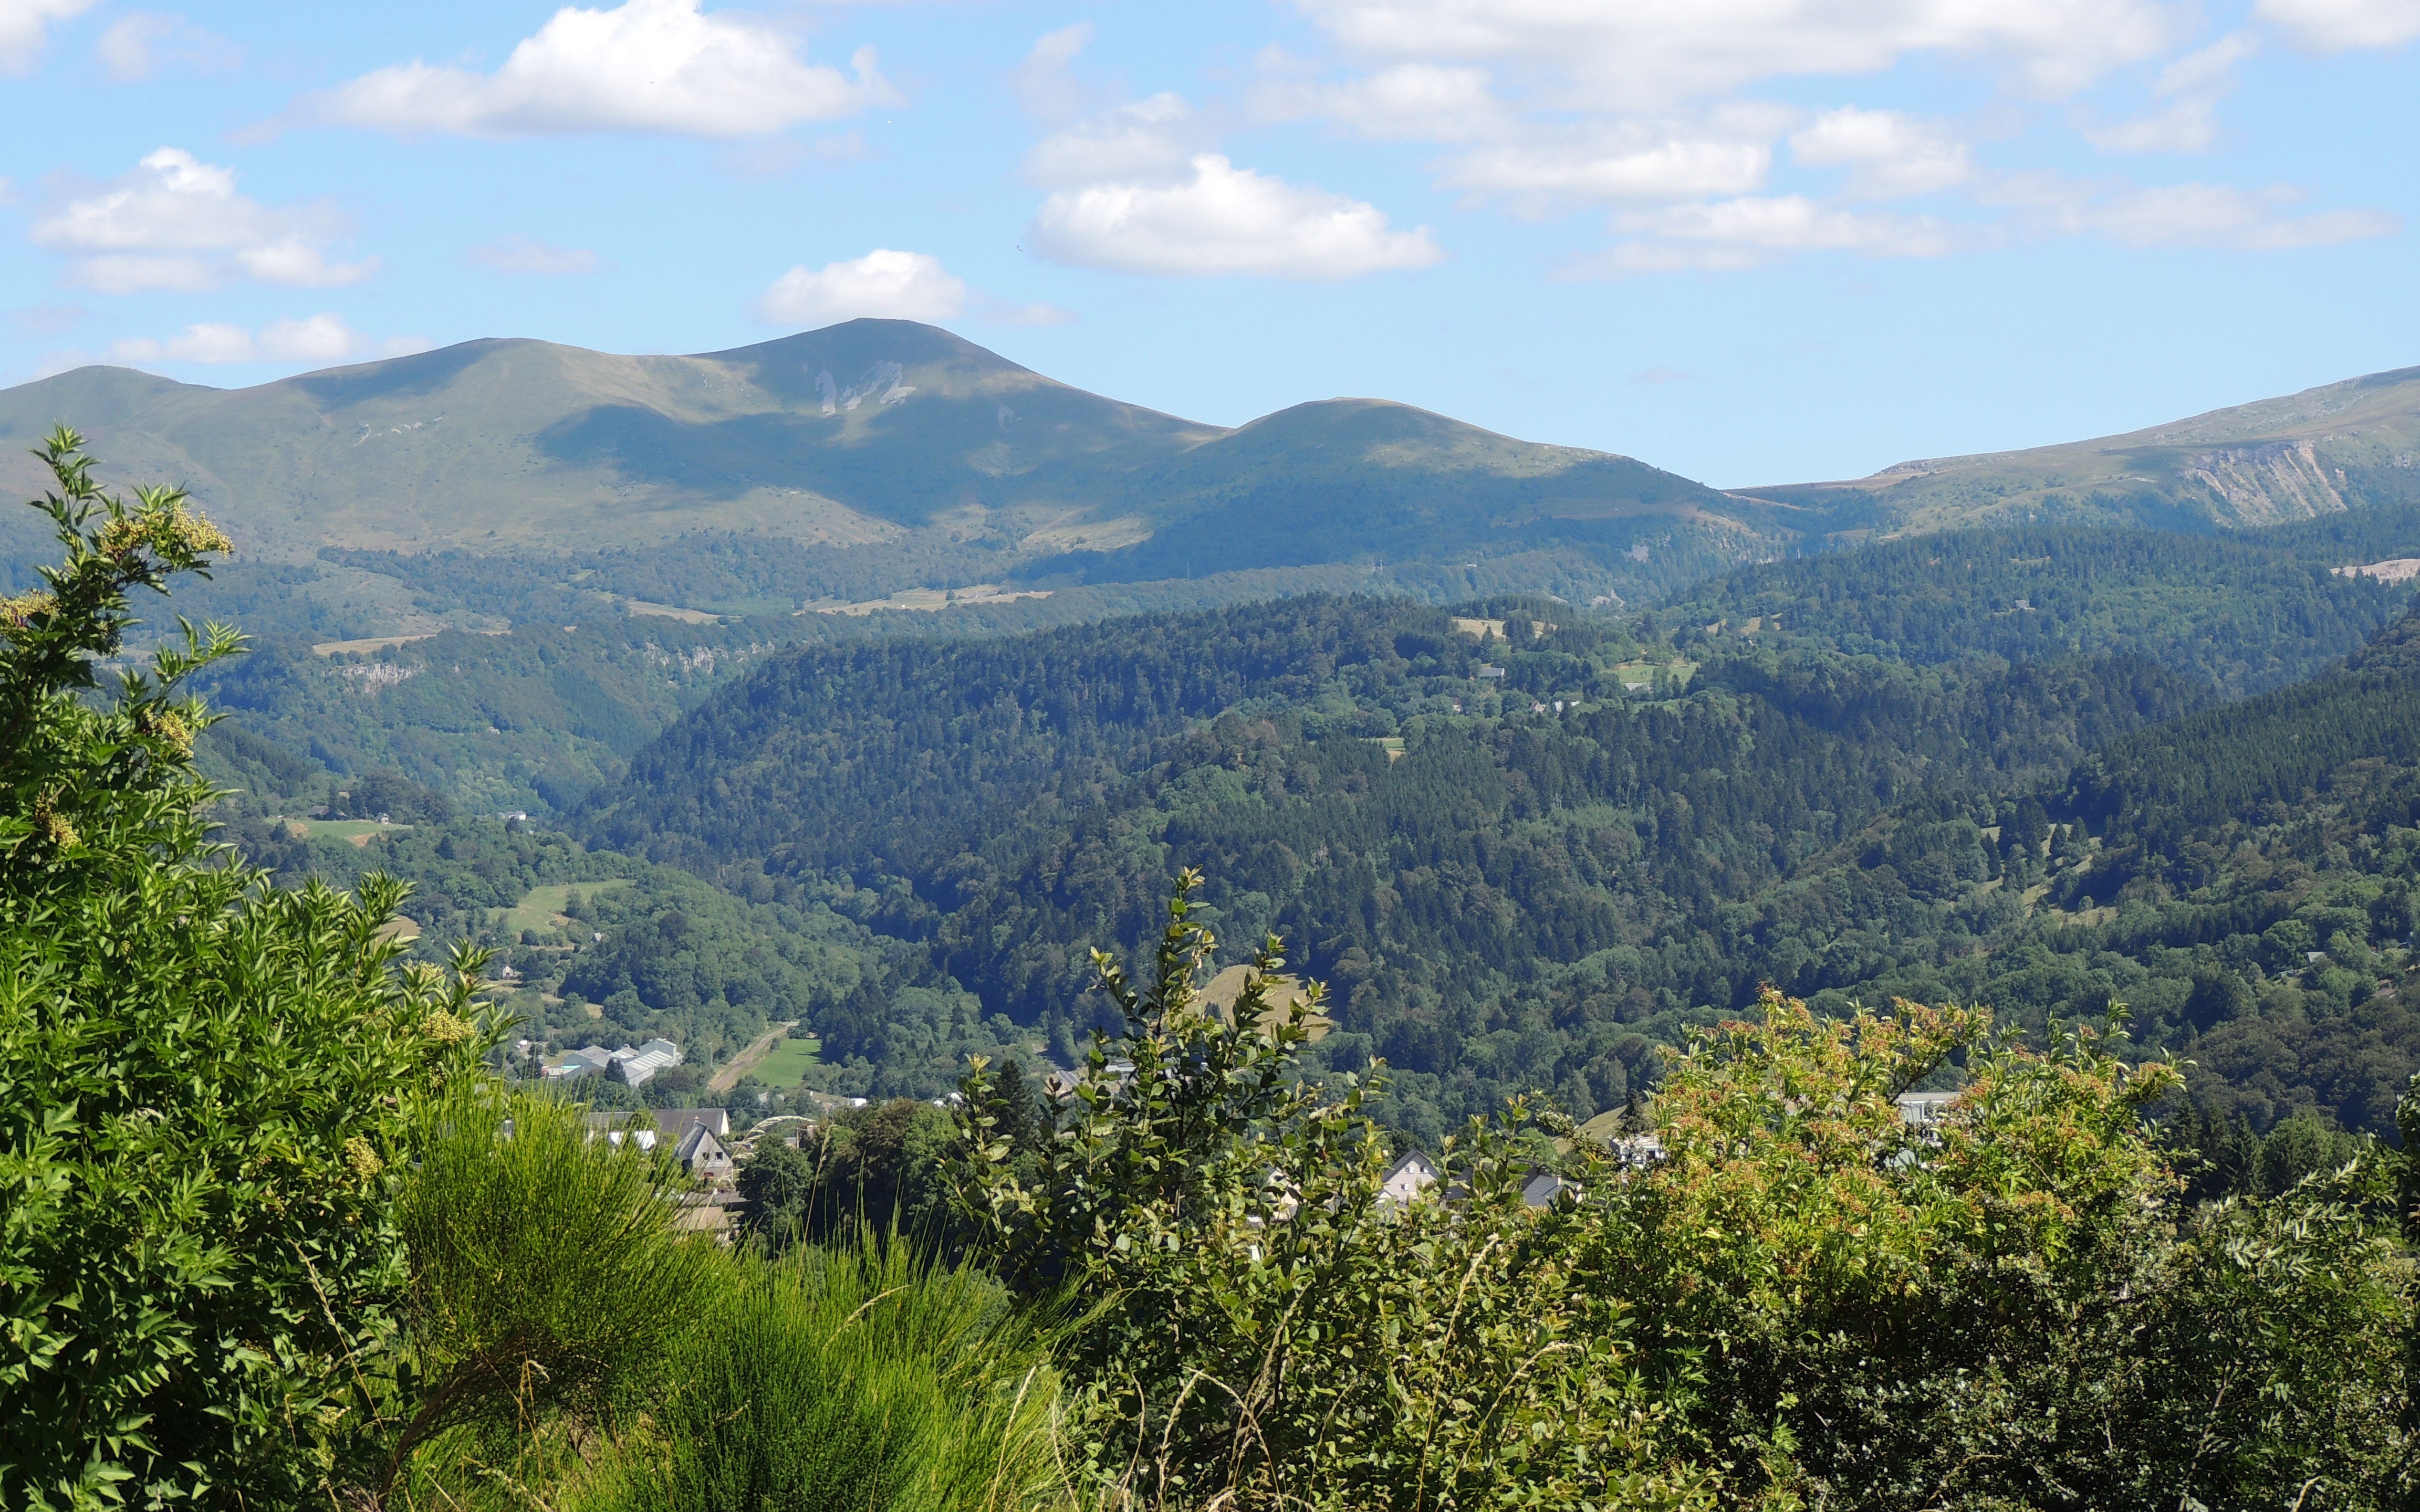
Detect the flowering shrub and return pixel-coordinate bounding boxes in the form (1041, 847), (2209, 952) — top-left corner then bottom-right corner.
(0, 432), (492, 1509)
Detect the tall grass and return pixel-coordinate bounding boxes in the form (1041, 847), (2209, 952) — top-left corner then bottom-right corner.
(577, 1238), (1071, 1512)
(384, 1087), (719, 1505)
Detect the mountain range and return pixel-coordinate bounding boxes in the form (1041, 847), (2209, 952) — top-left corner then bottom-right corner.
(15, 323), (2405, 1143)
(9, 323), (2418, 626)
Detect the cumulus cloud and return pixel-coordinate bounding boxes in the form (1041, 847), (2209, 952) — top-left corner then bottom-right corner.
(1252, 0), (2394, 275)
(1583, 195), (1966, 274)
(0, 0), (94, 77)
(308, 0), (895, 138)
(96, 12), (239, 81)
(1991, 171), (2401, 247)
(2085, 32), (2259, 153)
(1789, 108), (1974, 197)
(468, 234), (607, 276)
(2256, 0), (2420, 51)
(1019, 86), (1442, 279)
(1289, 0), (2189, 104)
(1252, 59), (1503, 143)
(1435, 119), (1781, 211)
(106, 314), (422, 366)
(1029, 152), (1442, 278)
(30, 148), (377, 292)
(1024, 93), (1211, 188)
(756, 249), (968, 326)
(1013, 22), (1096, 123)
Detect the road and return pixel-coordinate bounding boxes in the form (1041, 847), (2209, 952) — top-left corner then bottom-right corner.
(708, 1020), (799, 1094)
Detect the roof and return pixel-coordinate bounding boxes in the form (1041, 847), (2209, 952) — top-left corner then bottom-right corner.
(675, 1122), (730, 1170)
(652, 1107), (730, 1140)
(1521, 1172), (1573, 1208)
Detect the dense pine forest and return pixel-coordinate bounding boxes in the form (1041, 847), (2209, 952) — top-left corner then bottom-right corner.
(548, 571), (2420, 1142)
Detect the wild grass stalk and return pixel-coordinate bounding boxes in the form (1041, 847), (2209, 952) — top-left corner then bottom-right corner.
(576, 1236), (1072, 1512)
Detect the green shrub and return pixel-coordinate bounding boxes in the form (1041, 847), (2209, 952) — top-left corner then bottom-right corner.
(954, 872), (1712, 1511)
(0, 430), (492, 1507)
(578, 1240), (1066, 1512)
(383, 1088), (722, 1502)
(955, 874), (2418, 1510)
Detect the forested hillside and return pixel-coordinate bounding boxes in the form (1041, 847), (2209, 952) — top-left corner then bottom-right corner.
(1667, 520), (2414, 695)
(578, 593), (2328, 1136)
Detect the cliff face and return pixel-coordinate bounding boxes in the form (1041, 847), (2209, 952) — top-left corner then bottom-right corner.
(2185, 439), (2348, 525)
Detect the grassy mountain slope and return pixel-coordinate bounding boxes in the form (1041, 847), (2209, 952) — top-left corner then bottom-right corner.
(1748, 365), (2420, 537)
(0, 321), (1760, 612)
(0, 322), (1220, 561)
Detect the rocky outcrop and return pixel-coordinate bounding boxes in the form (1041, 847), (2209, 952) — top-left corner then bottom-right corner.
(2184, 439), (2347, 526)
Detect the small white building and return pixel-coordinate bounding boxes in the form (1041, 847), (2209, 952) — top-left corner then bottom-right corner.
(546, 1037), (684, 1087)
(1379, 1150), (1441, 1211)
(1896, 1091), (1957, 1127)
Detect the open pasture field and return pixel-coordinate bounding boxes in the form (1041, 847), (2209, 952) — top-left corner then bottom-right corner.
(273, 816), (409, 846)
(498, 878), (634, 936)
(749, 1035), (822, 1087)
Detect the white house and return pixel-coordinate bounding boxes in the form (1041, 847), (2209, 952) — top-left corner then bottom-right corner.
(1895, 1091), (1957, 1127)
(1379, 1150), (1441, 1211)
(672, 1121), (733, 1181)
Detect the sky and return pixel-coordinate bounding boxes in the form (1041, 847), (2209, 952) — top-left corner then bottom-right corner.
(2, 0), (2416, 487)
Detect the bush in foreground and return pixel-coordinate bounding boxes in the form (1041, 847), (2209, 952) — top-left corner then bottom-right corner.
(0, 432), (492, 1508)
(956, 871), (2418, 1510)
(579, 1241), (1064, 1512)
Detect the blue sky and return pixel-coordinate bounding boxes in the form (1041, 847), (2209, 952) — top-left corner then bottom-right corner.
(2, 0), (2415, 486)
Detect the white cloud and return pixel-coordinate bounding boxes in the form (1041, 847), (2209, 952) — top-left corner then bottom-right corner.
(2256, 0), (2420, 51)
(1029, 152), (1443, 278)
(233, 239), (379, 287)
(309, 0), (895, 139)
(108, 313), (380, 366)
(1585, 194), (1965, 274)
(30, 148), (376, 291)
(1290, 0), (2189, 105)
(468, 234), (607, 276)
(1255, 0), (2395, 276)
(1993, 172), (2401, 248)
(1013, 22), (1095, 123)
(1252, 60), (1504, 142)
(0, 0), (94, 77)
(96, 12), (238, 81)
(1024, 93), (1209, 188)
(2085, 31), (2259, 153)
(1436, 119), (1781, 209)
(756, 249), (968, 326)
(1790, 108), (1974, 197)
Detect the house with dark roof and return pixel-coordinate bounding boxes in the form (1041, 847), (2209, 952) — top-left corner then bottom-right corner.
(672, 1120), (733, 1181)
(1380, 1150), (1441, 1210)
